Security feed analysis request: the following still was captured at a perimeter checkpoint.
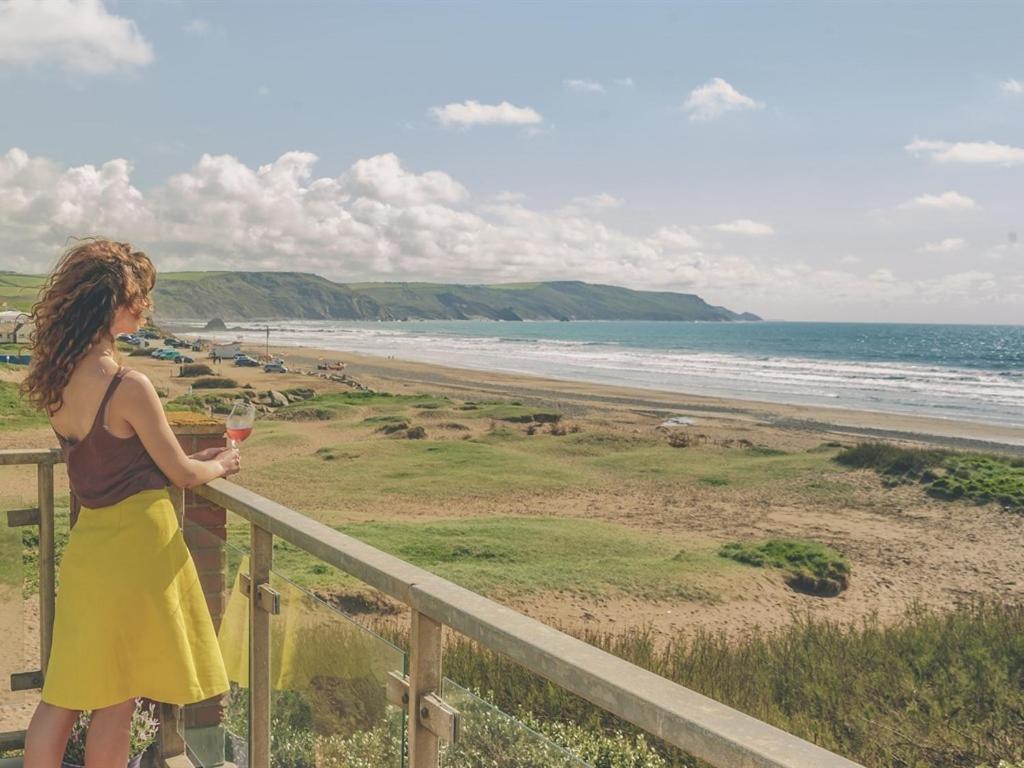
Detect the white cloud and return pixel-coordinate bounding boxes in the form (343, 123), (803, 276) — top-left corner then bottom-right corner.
(492, 191), (526, 204)
(613, 77), (635, 87)
(339, 153), (467, 206)
(183, 18), (222, 38)
(570, 193), (623, 209)
(0, 0), (153, 74)
(563, 79), (604, 93)
(1, 147), (1019, 321)
(840, 255), (861, 265)
(712, 219), (775, 236)
(429, 100), (543, 128)
(651, 227), (701, 251)
(683, 77), (764, 122)
(906, 138), (1024, 166)
(898, 191), (978, 211)
(1000, 79), (1023, 94)
(920, 237), (966, 254)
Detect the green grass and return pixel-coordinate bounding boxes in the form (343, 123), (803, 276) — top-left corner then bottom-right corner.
(257, 438), (579, 506)
(458, 402), (562, 423)
(0, 380), (48, 431)
(836, 442), (1024, 512)
(233, 516), (735, 600)
(718, 539), (850, 596)
(584, 443), (835, 487)
(276, 391), (450, 421)
(440, 600), (1024, 768)
(929, 455), (1024, 509)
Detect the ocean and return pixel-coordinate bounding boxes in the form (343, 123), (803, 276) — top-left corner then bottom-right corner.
(165, 319), (1024, 429)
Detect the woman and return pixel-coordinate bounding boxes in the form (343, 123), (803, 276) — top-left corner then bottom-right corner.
(18, 239), (241, 768)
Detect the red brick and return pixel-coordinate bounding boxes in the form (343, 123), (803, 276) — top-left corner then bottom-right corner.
(203, 591), (225, 623)
(184, 523), (226, 547)
(184, 700), (225, 728)
(184, 504), (226, 527)
(196, 570), (223, 594)
(190, 547), (225, 573)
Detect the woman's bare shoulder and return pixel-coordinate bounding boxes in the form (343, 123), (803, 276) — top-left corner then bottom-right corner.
(120, 367), (157, 395)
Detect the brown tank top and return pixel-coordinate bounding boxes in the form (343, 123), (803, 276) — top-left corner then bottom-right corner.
(52, 365), (170, 510)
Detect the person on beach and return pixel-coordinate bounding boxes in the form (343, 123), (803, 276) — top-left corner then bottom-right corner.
(19, 239), (241, 768)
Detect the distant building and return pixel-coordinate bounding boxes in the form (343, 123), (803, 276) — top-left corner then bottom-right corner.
(212, 342), (242, 358)
(0, 312), (33, 344)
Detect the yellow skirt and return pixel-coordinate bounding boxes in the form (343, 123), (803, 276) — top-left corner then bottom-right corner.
(41, 487), (230, 711)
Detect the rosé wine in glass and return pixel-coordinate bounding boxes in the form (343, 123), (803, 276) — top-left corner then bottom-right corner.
(226, 401), (256, 449)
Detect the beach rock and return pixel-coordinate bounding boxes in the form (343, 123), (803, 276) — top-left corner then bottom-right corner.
(269, 390), (289, 407)
(659, 416), (696, 428)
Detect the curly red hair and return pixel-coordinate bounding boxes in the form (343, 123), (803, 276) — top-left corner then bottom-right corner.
(20, 238), (156, 416)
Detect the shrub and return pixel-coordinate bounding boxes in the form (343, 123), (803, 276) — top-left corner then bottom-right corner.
(180, 363), (215, 377)
(192, 376), (238, 389)
(406, 425), (427, 439)
(273, 406), (333, 421)
(835, 442), (947, 479)
(718, 539), (850, 596)
(837, 442), (1024, 512)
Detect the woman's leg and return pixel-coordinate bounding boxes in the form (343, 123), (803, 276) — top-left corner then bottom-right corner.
(23, 700), (80, 768)
(84, 697), (137, 767)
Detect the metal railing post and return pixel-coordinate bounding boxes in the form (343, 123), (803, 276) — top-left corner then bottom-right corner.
(408, 611), (442, 768)
(250, 524), (273, 768)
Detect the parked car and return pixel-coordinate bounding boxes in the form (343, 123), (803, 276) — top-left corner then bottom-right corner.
(155, 349), (180, 360)
(264, 362), (287, 373)
(234, 355), (261, 367)
(138, 329), (160, 339)
(173, 354), (195, 364)
(150, 347), (176, 358)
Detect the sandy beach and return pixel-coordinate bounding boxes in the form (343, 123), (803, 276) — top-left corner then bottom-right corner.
(261, 340), (1024, 452)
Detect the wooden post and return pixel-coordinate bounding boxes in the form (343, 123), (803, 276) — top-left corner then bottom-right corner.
(408, 611), (443, 768)
(36, 461), (55, 678)
(250, 524), (273, 768)
(157, 702), (187, 766)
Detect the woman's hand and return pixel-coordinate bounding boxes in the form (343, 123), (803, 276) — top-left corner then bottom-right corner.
(214, 447), (241, 478)
(189, 445), (227, 461)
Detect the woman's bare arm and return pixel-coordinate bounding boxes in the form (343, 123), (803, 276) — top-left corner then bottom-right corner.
(118, 370), (238, 488)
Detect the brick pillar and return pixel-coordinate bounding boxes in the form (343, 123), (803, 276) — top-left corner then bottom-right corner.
(169, 412), (231, 766)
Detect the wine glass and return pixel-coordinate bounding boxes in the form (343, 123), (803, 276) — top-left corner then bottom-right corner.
(226, 400), (256, 449)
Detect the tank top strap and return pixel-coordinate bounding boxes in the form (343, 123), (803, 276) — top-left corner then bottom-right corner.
(92, 365), (128, 432)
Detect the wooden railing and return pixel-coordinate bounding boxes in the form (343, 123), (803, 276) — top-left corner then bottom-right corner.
(2, 447), (865, 768)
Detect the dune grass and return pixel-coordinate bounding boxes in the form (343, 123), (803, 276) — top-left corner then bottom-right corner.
(837, 442), (1024, 512)
(440, 600), (1024, 768)
(0, 380), (48, 432)
(718, 539), (850, 596)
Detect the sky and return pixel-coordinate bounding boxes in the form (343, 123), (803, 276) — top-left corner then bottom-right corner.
(0, 0), (1022, 323)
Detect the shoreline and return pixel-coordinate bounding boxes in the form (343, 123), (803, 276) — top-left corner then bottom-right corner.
(247, 339), (1024, 454)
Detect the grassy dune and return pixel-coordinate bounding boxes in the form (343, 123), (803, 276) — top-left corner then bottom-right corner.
(242, 516), (740, 601)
